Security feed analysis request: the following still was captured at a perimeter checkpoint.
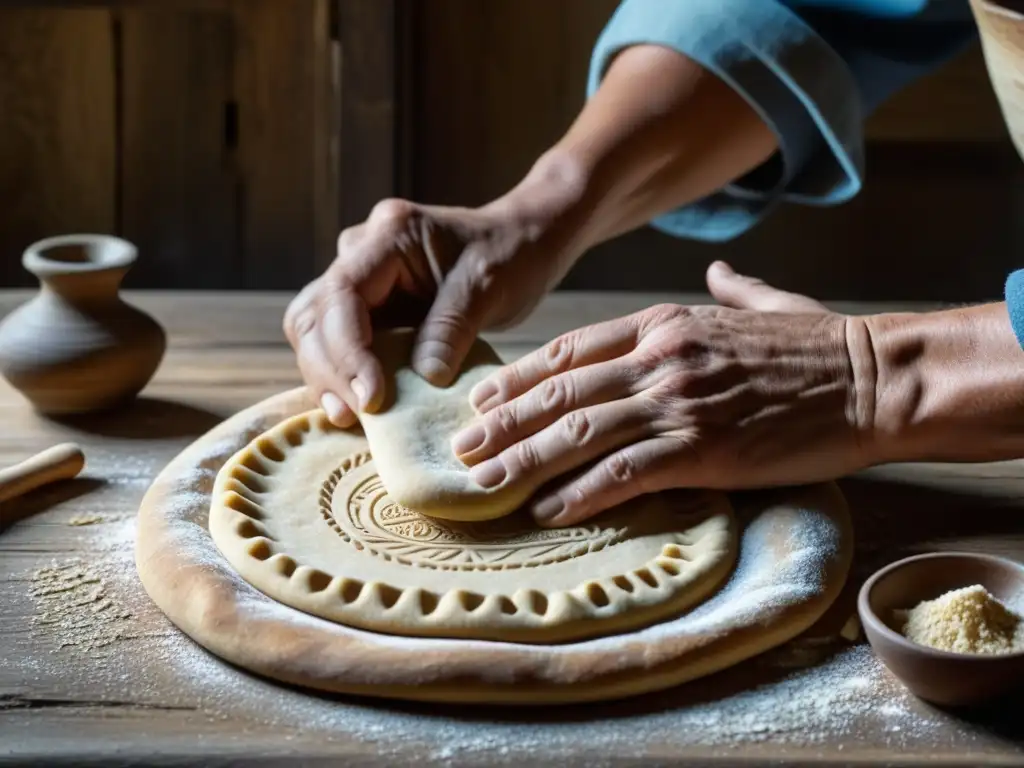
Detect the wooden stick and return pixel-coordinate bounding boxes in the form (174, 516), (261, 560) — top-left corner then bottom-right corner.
(0, 443), (86, 504)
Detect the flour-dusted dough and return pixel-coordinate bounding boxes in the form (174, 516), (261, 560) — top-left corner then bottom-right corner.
(136, 387), (855, 706)
(358, 329), (530, 521)
(208, 410), (738, 643)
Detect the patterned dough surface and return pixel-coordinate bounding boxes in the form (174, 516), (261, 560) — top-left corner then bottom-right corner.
(208, 410), (738, 643)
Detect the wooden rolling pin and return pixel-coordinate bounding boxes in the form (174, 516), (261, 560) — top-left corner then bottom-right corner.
(0, 442), (85, 504)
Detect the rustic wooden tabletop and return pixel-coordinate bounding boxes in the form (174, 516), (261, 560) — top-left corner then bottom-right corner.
(1, 290), (1022, 767)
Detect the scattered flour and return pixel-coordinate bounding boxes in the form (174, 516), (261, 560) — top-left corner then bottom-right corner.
(28, 513), (143, 652)
(29, 560), (137, 650)
(142, 634), (951, 758)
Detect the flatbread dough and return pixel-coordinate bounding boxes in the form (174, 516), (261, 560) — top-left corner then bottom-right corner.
(358, 329), (530, 521)
(208, 409), (738, 643)
(136, 387), (854, 705)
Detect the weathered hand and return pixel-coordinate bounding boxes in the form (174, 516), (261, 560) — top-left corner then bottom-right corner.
(451, 261), (878, 526)
(283, 195), (579, 428)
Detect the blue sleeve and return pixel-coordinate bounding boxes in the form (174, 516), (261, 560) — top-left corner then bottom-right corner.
(587, 0), (977, 242)
(1006, 270), (1024, 349)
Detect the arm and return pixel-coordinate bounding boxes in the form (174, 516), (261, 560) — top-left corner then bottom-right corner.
(868, 290), (1024, 465)
(490, 44), (780, 258)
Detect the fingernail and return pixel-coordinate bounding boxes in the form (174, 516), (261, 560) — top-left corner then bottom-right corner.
(350, 377), (370, 410)
(470, 380), (499, 411)
(470, 458), (506, 488)
(320, 392), (345, 423)
(532, 496), (564, 523)
(414, 356), (452, 386)
(451, 424), (485, 456)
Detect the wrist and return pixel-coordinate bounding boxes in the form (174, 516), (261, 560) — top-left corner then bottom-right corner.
(482, 147), (597, 267)
(865, 303), (1024, 464)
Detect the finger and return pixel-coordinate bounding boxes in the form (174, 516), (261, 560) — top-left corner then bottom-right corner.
(318, 279), (387, 413)
(467, 398), (653, 494)
(469, 314), (645, 413)
(411, 245), (494, 387)
(451, 359), (637, 465)
(364, 199), (439, 297)
(706, 260), (828, 313)
(282, 280), (321, 350)
(294, 325), (358, 428)
(284, 282), (357, 426)
(529, 435), (697, 527)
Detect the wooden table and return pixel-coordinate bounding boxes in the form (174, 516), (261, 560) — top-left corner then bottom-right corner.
(2, 290), (1023, 767)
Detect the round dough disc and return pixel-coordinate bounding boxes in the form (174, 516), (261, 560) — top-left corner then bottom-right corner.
(135, 387), (854, 706)
(207, 410), (738, 643)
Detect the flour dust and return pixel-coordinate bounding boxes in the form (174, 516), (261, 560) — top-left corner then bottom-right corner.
(13, 499), (1016, 765)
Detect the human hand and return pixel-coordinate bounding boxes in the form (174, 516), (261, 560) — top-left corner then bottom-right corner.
(450, 261), (880, 526)
(283, 191), (583, 427)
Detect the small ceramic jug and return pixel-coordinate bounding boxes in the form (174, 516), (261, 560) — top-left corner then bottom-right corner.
(0, 234), (166, 415)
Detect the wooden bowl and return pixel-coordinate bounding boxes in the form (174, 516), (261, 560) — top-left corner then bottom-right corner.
(857, 552), (1024, 707)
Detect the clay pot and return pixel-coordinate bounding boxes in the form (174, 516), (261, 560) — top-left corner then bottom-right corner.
(0, 234), (166, 415)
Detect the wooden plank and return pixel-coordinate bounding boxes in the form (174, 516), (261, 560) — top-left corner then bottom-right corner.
(313, 0), (340, 273)
(0, 8), (116, 288)
(118, 6), (238, 289)
(412, 0), (485, 206)
(413, 0), (570, 206)
(1, 290), (1024, 765)
(336, 0), (400, 235)
(231, 0), (334, 290)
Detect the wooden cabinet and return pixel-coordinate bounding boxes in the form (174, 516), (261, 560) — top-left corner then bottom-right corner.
(0, 1), (1018, 300)
(0, 0), (340, 290)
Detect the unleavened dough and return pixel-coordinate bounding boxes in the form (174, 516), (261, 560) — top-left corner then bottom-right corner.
(208, 409), (738, 643)
(136, 387), (855, 705)
(358, 329), (529, 521)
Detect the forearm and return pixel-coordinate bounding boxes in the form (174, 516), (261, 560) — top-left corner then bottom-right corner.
(866, 303), (1024, 464)
(487, 45), (778, 258)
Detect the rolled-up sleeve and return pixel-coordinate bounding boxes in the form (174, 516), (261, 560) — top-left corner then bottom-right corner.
(587, 0), (976, 242)
(1006, 270), (1024, 349)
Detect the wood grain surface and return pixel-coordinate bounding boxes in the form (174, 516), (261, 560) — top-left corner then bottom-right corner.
(1, 290), (1023, 767)
(118, 6), (239, 289)
(0, 8), (117, 287)
(231, 0), (335, 289)
(0, 1), (338, 291)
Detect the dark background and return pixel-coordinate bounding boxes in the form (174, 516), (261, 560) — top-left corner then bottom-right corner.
(0, 0), (1019, 301)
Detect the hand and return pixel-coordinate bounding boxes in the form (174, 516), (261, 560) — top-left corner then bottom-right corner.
(283, 185), (583, 427)
(450, 261), (880, 526)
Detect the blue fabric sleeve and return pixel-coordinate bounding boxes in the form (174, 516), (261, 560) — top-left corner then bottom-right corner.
(587, 0), (977, 242)
(1005, 270), (1024, 349)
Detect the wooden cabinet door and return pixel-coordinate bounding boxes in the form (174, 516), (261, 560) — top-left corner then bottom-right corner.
(0, 0), (340, 290)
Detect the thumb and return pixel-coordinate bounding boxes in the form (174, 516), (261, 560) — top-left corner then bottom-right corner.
(412, 248), (495, 386)
(706, 260), (828, 313)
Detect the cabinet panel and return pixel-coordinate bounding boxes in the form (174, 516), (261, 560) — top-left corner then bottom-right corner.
(120, 8), (238, 288)
(232, 0), (335, 289)
(0, 1), (338, 290)
(0, 9), (117, 287)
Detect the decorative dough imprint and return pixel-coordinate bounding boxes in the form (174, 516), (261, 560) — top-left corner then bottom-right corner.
(319, 451), (629, 572)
